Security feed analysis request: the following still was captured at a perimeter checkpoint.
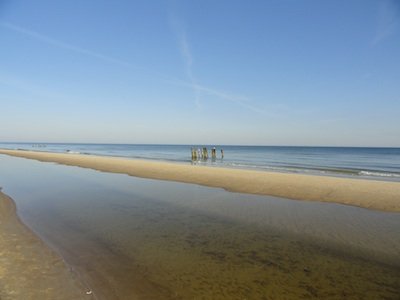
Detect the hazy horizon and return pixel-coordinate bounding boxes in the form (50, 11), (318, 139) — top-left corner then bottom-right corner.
(2, 141), (400, 148)
(1, 0), (399, 147)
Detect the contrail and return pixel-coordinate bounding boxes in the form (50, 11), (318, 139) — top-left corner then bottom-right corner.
(372, 0), (399, 45)
(1, 22), (137, 68)
(2, 22), (265, 114)
(178, 33), (201, 109)
(167, 79), (267, 114)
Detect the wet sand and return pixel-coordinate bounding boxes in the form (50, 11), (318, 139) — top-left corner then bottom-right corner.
(0, 192), (91, 300)
(1, 149), (399, 212)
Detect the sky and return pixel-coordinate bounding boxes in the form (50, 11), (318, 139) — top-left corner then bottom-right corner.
(0, 0), (399, 146)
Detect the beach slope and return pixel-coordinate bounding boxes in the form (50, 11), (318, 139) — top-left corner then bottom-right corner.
(1, 149), (399, 212)
(0, 191), (91, 299)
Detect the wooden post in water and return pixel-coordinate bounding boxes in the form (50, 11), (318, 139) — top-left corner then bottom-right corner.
(202, 147), (209, 160)
(191, 148), (195, 160)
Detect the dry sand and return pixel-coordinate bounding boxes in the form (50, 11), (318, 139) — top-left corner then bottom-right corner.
(0, 192), (92, 300)
(1, 149), (399, 212)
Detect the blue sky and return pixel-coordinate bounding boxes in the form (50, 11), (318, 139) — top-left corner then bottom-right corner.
(0, 0), (399, 146)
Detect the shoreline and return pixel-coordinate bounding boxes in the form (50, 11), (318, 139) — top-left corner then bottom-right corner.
(1, 149), (399, 212)
(0, 191), (92, 299)
(3, 146), (400, 182)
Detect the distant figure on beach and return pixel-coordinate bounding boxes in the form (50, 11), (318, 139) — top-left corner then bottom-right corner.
(221, 149), (224, 159)
(197, 148), (201, 160)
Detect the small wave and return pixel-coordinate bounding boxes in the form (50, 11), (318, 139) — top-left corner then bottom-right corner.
(65, 150), (81, 154)
(226, 163), (400, 180)
(358, 171), (400, 178)
(227, 163), (303, 173)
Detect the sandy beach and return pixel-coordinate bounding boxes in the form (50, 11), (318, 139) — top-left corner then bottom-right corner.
(0, 191), (91, 299)
(1, 149), (399, 212)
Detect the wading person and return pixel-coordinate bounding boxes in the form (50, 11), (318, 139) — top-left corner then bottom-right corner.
(212, 147), (216, 159)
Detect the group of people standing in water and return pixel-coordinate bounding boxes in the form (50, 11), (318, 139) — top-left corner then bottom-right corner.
(191, 147), (224, 161)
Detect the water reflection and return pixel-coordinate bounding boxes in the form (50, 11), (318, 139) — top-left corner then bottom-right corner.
(0, 154), (399, 299)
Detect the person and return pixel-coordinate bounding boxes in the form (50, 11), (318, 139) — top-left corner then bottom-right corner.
(221, 149), (224, 159)
(212, 147), (216, 159)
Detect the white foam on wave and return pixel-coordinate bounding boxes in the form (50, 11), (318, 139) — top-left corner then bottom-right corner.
(359, 171), (400, 178)
(65, 150), (80, 154)
(227, 163), (302, 173)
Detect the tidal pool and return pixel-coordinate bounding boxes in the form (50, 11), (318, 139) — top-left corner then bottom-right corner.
(0, 154), (399, 299)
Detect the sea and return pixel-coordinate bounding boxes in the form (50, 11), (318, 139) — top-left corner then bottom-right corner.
(1, 143), (400, 182)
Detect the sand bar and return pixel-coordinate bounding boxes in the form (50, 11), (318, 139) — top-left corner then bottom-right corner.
(1, 148), (399, 212)
(0, 191), (92, 299)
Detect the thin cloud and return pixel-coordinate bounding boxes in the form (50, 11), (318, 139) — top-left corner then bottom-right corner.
(0, 72), (70, 101)
(1, 22), (180, 85)
(170, 15), (201, 109)
(1, 22), (137, 68)
(180, 34), (201, 109)
(372, 0), (399, 45)
(167, 79), (267, 114)
(2, 21), (266, 114)
(169, 15), (267, 113)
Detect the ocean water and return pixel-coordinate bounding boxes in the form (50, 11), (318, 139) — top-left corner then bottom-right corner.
(1, 143), (400, 181)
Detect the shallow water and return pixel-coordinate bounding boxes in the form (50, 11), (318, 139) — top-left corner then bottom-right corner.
(0, 154), (399, 299)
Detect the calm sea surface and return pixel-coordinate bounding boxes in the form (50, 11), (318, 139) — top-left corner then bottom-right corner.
(1, 143), (400, 181)
(0, 154), (399, 299)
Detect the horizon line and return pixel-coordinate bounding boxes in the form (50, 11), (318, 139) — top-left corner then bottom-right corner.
(0, 141), (399, 149)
